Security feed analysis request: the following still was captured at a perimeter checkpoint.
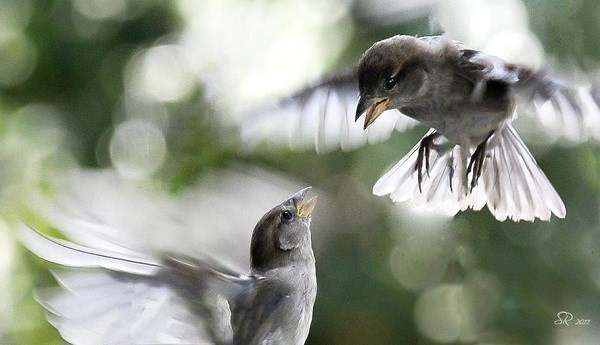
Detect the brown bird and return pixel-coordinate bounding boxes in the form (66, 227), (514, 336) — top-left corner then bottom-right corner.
(242, 34), (600, 221)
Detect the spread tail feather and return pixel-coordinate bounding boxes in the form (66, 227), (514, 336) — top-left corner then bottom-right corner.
(373, 129), (486, 216)
(483, 124), (566, 221)
(373, 125), (565, 221)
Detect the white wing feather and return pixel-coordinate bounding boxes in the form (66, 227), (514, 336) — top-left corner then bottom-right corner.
(19, 224), (211, 344)
(240, 72), (418, 153)
(37, 270), (209, 345)
(18, 223), (160, 275)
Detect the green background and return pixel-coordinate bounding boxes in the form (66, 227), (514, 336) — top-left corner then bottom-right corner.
(2, 0), (599, 344)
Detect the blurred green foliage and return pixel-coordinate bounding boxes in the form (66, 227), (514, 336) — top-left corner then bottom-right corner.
(3, 1), (600, 344)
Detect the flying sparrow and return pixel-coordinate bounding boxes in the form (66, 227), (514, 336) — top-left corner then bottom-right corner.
(243, 35), (600, 221)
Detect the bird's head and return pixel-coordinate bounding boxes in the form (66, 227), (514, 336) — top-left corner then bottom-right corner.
(356, 35), (433, 129)
(250, 187), (317, 271)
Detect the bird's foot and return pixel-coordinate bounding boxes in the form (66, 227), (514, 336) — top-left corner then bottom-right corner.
(415, 131), (441, 193)
(466, 131), (494, 192)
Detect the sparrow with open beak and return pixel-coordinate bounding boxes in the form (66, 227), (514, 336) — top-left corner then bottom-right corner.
(19, 188), (318, 345)
(354, 35), (570, 221)
(243, 34), (600, 221)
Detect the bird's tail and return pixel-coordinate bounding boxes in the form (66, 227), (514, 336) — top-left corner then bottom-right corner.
(373, 125), (565, 221)
(482, 124), (565, 221)
(372, 129), (484, 215)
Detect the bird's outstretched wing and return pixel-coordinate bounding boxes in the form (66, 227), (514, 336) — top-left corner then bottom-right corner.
(456, 48), (600, 142)
(38, 270), (211, 345)
(242, 35), (600, 152)
(27, 168), (305, 272)
(240, 67), (418, 153)
(18, 223), (162, 274)
(19, 223), (255, 345)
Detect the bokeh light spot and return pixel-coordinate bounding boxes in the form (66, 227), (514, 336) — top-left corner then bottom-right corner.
(73, 0), (127, 21)
(0, 0), (33, 31)
(414, 284), (477, 343)
(127, 45), (196, 103)
(389, 239), (450, 291)
(109, 119), (167, 180)
(0, 30), (37, 87)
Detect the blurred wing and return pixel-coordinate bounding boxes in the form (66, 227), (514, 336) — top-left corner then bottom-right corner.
(26, 169), (184, 259)
(240, 68), (418, 153)
(27, 167), (307, 272)
(457, 48), (600, 142)
(515, 72), (600, 142)
(18, 222), (160, 275)
(38, 271), (210, 345)
(19, 224), (212, 345)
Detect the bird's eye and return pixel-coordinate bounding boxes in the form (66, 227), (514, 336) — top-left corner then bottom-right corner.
(281, 210), (294, 222)
(384, 76), (396, 90)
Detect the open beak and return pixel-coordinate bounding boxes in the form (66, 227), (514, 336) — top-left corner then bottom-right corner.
(356, 96), (390, 129)
(292, 187), (318, 218)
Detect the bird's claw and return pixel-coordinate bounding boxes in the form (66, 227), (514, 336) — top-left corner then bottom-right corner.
(415, 131), (440, 193)
(466, 131), (494, 192)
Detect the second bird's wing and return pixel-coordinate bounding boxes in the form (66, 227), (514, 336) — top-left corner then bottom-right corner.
(27, 168), (305, 272)
(240, 67), (418, 153)
(19, 223), (234, 345)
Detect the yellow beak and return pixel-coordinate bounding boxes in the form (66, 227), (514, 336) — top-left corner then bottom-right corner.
(296, 195), (317, 218)
(293, 187), (318, 218)
(356, 97), (390, 129)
